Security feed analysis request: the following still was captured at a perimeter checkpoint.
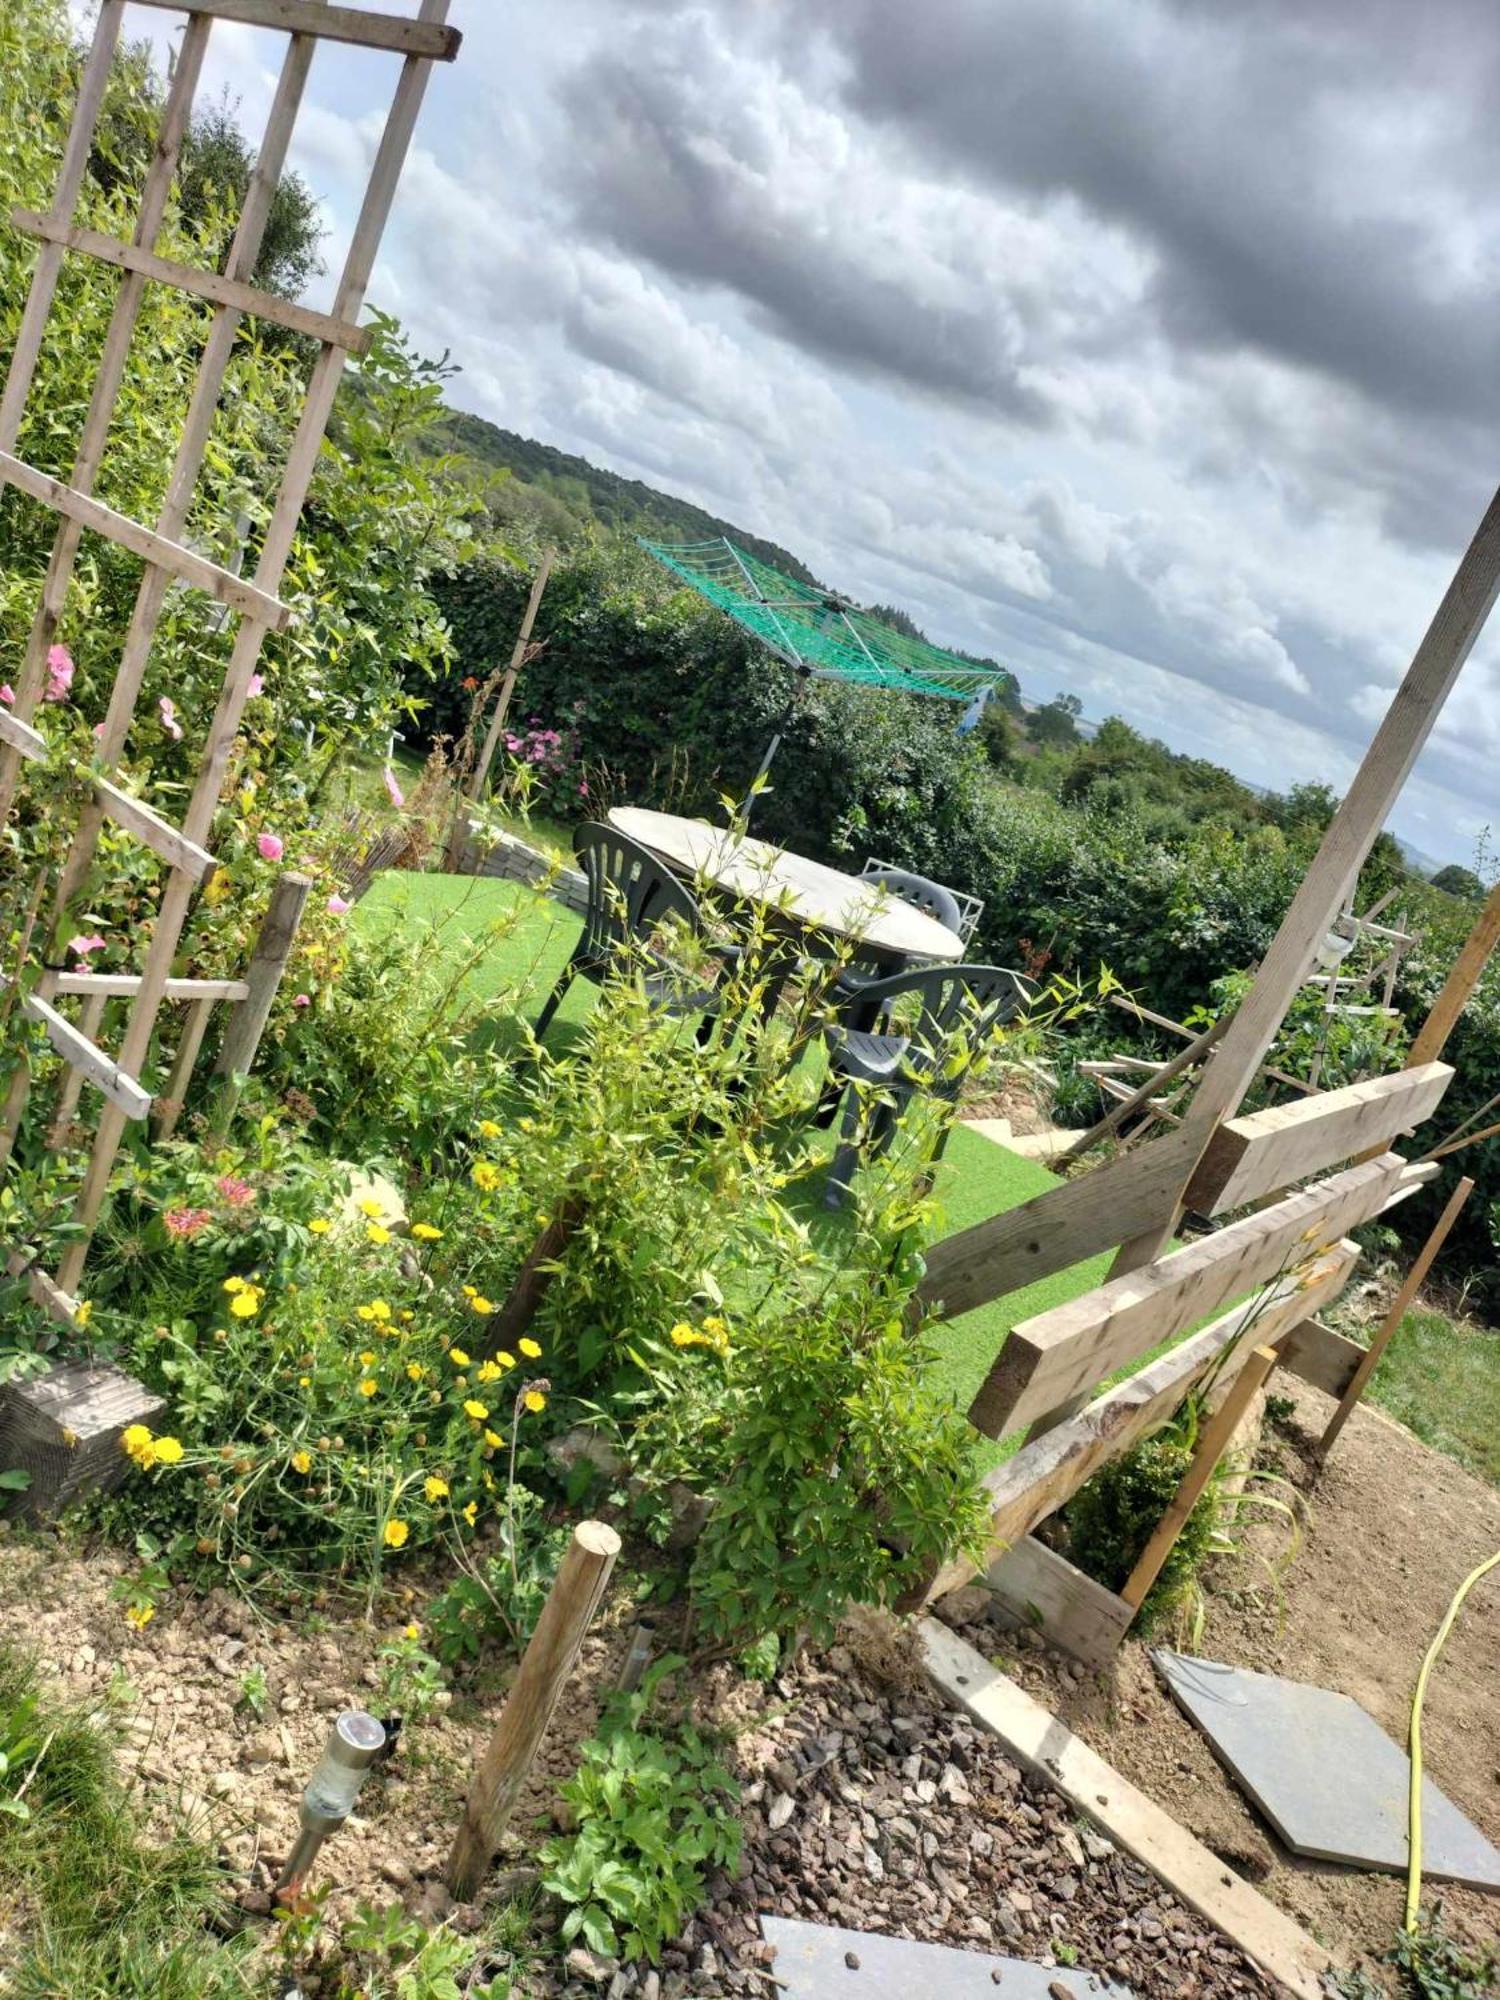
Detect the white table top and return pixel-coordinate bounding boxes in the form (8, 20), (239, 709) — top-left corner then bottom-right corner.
(607, 806), (965, 962)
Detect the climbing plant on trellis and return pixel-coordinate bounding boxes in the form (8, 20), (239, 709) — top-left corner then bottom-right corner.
(0, 0), (461, 1315)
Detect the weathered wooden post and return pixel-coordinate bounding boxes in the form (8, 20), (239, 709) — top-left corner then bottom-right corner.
(210, 870), (312, 1136)
(447, 1519), (620, 1899)
(444, 549), (554, 871)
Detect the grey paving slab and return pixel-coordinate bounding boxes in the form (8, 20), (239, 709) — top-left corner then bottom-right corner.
(1153, 1651), (1500, 1891)
(760, 1915), (1132, 1997)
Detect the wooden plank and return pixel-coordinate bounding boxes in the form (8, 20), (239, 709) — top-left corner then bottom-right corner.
(3, 1250), (80, 1327)
(129, 0), (462, 58)
(1319, 1176), (1475, 1457)
(982, 1536), (1133, 1670)
(94, 777), (217, 882)
(10, 212), (372, 354)
(18, 990), (151, 1121)
(0, 452), (293, 629)
(1278, 1318), (1364, 1399)
(1121, 1345), (1279, 1610)
(1184, 1062), (1453, 1215)
(153, 995), (217, 1141)
(1111, 480), (1500, 1276)
(1410, 881), (1500, 1067)
(918, 1621), (1338, 2000)
(928, 1242), (1358, 1601)
(0, 708), (47, 762)
(48, 991), (106, 1146)
(51, 972), (248, 1002)
(968, 1152), (1425, 1439)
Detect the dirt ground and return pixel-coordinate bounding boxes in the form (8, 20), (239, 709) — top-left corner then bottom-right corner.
(941, 1370), (1500, 1982)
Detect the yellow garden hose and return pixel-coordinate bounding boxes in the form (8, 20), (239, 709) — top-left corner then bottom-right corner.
(1406, 1547), (1500, 1932)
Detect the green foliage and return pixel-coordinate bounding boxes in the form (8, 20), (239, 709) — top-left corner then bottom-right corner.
(336, 1902), (516, 2000)
(1389, 1910), (1500, 2000)
(423, 1482), (572, 1662)
(539, 1661), (742, 1965)
(1428, 864), (1484, 901)
(1063, 1422), (1218, 1632)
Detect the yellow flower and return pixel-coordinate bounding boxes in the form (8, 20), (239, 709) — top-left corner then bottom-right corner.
(471, 1162), (502, 1192)
(461, 1283), (477, 1299)
(669, 1322), (697, 1348)
(230, 1289), (262, 1320)
(518, 1117), (535, 1133)
(357, 1349), (376, 1368)
(462, 1501), (478, 1527)
(412, 1222), (442, 1241)
(522, 1390), (547, 1415)
(449, 1347), (472, 1367)
(478, 1119), (502, 1139)
(400, 1309), (414, 1323)
(121, 1424), (155, 1469)
(357, 1299), (391, 1323)
(493, 1350), (516, 1370)
(383, 1519), (409, 1549)
(291, 1449), (312, 1475)
(366, 1223), (391, 1246)
(124, 1603), (155, 1630)
(406, 1361), (426, 1383)
(518, 1338), (542, 1360)
(476, 1360), (503, 1383)
(223, 1276), (248, 1294)
(151, 1436), (184, 1465)
(298, 1375), (311, 1388)
(424, 1475), (449, 1502)
(309, 1218), (332, 1236)
(483, 1429), (504, 1450)
(463, 1399), (489, 1422)
(359, 1378), (378, 1398)
(359, 1198), (384, 1219)
(74, 1300), (93, 1329)
(404, 1621), (421, 1640)
(469, 1296), (494, 1316)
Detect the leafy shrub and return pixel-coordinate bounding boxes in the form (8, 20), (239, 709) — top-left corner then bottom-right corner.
(539, 1661), (741, 1964)
(1063, 1420), (1219, 1632)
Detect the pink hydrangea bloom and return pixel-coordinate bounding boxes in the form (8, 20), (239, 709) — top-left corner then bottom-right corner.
(257, 832), (284, 862)
(67, 933), (107, 960)
(383, 765), (405, 809)
(159, 695), (183, 742)
(44, 645), (73, 702)
(327, 894), (350, 915)
(216, 1174), (256, 1208)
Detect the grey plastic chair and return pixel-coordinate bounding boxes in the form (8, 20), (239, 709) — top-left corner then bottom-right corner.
(532, 822), (724, 1041)
(822, 962), (1034, 1206)
(833, 864), (967, 1026)
(860, 856), (984, 943)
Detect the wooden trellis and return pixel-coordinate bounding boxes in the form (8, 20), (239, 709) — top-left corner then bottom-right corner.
(0, 0), (461, 1314)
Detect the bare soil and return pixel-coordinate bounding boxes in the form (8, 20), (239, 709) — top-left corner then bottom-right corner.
(939, 1372), (1500, 1986)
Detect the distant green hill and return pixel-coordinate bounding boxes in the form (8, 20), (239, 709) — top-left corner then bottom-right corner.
(434, 407), (819, 582)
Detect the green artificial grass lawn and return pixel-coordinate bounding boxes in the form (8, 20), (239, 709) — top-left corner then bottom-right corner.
(357, 870), (1112, 1465)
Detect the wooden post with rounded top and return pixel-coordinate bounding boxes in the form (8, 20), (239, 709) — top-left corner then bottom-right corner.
(447, 1519), (620, 1900)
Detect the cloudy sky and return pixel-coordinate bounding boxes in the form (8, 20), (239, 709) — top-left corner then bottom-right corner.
(96, 0), (1500, 864)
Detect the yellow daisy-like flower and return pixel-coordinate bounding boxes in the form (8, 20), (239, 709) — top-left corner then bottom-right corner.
(74, 1300), (93, 1330)
(471, 1161), (502, 1192)
(400, 1309), (414, 1323)
(229, 1288), (263, 1320)
(224, 1276), (248, 1295)
(478, 1119), (502, 1139)
(448, 1347), (472, 1368)
(518, 1117), (535, 1134)
(383, 1519), (409, 1549)
(493, 1350), (516, 1370)
(309, 1218), (332, 1236)
(522, 1390), (547, 1415)
(298, 1375), (311, 1388)
(121, 1424), (155, 1469)
(124, 1603), (155, 1630)
(669, 1322), (697, 1348)
(411, 1222), (442, 1241)
(406, 1361), (426, 1383)
(359, 1377), (378, 1398)
(469, 1296), (494, 1316)
(424, 1475), (449, 1502)
(359, 1198), (384, 1219)
(476, 1359), (503, 1383)
(291, 1449), (313, 1475)
(366, 1223), (391, 1246)
(151, 1436), (185, 1465)
(461, 1283), (477, 1299)
(462, 1500), (478, 1527)
(483, 1429), (504, 1450)
(463, 1398), (489, 1422)
(518, 1337), (543, 1360)
(365, 1300), (392, 1323)
(404, 1621), (421, 1641)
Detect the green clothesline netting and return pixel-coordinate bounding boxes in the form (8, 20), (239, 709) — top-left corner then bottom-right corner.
(640, 536), (1000, 702)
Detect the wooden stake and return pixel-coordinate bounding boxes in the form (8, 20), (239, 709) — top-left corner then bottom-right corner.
(447, 1520), (620, 1899)
(1318, 1175), (1475, 1459)
(153, 996), (218, 1142)
(1120, 1344), (1279, 1612)
(1062, 1011), (1229, 1162)
(480, 1191), (587, 1359)
(1409, 881), (1500, 1067)
(445, 550), (555, 870)
(208, 872), (312, 1135)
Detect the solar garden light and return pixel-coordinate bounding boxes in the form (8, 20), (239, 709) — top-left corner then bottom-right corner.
(274, 1710), (386, 1899)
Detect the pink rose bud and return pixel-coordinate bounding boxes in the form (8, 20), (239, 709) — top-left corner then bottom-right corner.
(257, 832), (284, 861)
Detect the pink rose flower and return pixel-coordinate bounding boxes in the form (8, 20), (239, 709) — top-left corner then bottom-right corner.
(383, 765), (405, 809)
(0, 686), (13, 706)
(247, 675), (264, 698)
(326, 894), (350, 915)
(294, 992), (311, 1008)
(257, 832), (284, 862)
(44, 645), (73, 702)
(159, 695), (183, 742)
(68, 933), (107, 960)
